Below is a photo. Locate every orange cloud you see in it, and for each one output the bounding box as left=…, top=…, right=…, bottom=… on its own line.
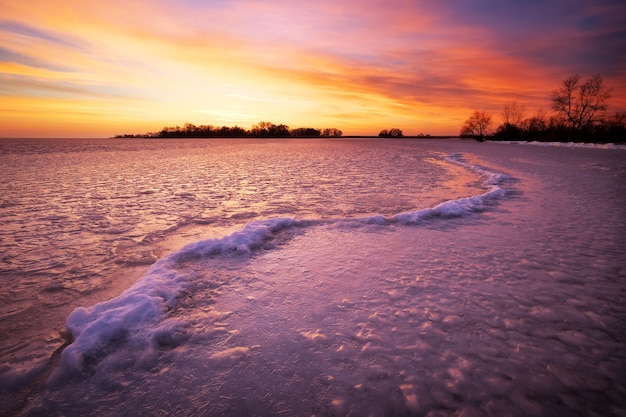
left=1, top=0, right=624, bottom=137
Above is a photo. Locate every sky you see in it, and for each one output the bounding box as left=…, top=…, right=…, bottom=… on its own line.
left=1, top=0, right=625, bottom=137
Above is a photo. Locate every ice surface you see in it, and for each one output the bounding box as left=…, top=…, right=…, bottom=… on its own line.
left=392, top=154, right=508, bottom=223
left=48, top=217, right=300, bottom=382
left=2, top=138, right=457, bottom=408
left=46, top=156, right=509, bottom=386
left=4, top=139, right=625, bottom=416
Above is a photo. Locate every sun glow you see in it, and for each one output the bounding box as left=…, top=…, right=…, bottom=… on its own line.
left=1, top=0, right=624, bottom=137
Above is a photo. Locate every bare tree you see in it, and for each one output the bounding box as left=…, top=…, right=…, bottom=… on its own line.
left=250, top=121, right=290, bottom=137
left=522, top=109, right=548, bottom=133
left=551, top=74, right=611, bottom=131
left=378, top=128, right=404, bottom=137
left=460, top=110, right=492, bottom=141
left=321, top=128, right=342, bottom=137
left=502, top=102, right=526, bottom=127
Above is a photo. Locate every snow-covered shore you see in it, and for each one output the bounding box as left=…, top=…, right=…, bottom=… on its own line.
left=488, top=139, right=626, bottom=149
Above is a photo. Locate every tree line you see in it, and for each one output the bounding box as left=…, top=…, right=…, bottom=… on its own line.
left=378, top=128, right=404, bottom=137
left=461, top=74, right=625, bottom=143
left=115, top=122, right=343, bottom=139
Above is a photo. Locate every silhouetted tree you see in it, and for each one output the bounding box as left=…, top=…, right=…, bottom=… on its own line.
left=232, top=126, right=247, bottom=137
left=551, top=74, right=611, bottom=132
left=250, top=121, right=272, bottom=136
left=291, top=127, right=321, bottom=137
left=460, top=111, right=492, bottom=141
left=389, top=128, right=403, bottom=137
left=183, top=123, right=197, bottom=136
left=502, top=102, right=526, bottom=127
left=495, top=102, right=525, bottom=139
left=594, top=112, right=626, bottom=143
left=494, top=123, right=523, bottom=140
left=249, top=122, right=290, bottom=137
left=321, top=128, right=343, bottom=137
left=378, top=128, right=403, bottom=137
left=269, top=124, right=291, bottom=137
left=522, top=109, right=548, bottom=135
left=118, top=122, right=348, bottom=139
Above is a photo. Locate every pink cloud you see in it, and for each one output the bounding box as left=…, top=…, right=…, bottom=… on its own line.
left=2, top=0, right=624, bottom=137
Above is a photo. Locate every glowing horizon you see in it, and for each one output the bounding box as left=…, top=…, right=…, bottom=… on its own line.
left=1, top=0, right=625, bottom=138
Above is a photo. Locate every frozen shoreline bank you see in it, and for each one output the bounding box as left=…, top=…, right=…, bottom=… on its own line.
left=487, top=139, right=626, bottom=149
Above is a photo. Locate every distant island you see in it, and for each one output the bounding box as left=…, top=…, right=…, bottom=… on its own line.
left=116, top=122, right=343, bottom=139
left=114, top=122, right=441, bottom=139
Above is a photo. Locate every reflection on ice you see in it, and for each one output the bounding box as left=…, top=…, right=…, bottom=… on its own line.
left=1, top=138, right=461, bottom=410
left=5, top=140, right=625, bottom=416
left=46, top=154, right=504, bottom=387
left=30, top=218, right=626, bottom=416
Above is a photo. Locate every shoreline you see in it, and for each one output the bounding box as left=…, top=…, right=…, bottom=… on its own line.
left=2, top=136, right=624, bottom=147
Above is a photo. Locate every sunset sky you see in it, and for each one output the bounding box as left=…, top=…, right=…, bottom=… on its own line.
left=1, top=0, right=625, bottom=137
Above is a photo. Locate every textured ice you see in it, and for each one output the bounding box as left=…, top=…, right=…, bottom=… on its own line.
left=2, top=139, right=625, bottom=416
left=1, top=138, right=455, bottom=404
left=45, top=154, right=510, bottom=387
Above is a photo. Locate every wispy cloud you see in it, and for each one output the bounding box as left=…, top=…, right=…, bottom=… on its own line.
left=0, top=20, right=84, bottom=48
left=1, top=0, right=624, bottom=137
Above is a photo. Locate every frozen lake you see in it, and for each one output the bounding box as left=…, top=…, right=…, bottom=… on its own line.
left=1, top=138, right=625, bottom=416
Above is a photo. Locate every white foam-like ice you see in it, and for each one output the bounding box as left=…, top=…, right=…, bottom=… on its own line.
left=391, top=154, right=508, bottom=223
left=50, top=217, right=300, bottom=382
left=19, top=142, right=626, bottom=416
left=49, top=155, right=508, bottom=383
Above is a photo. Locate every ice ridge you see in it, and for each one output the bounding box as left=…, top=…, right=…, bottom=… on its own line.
left=48, top=154, right=510, bottom=384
